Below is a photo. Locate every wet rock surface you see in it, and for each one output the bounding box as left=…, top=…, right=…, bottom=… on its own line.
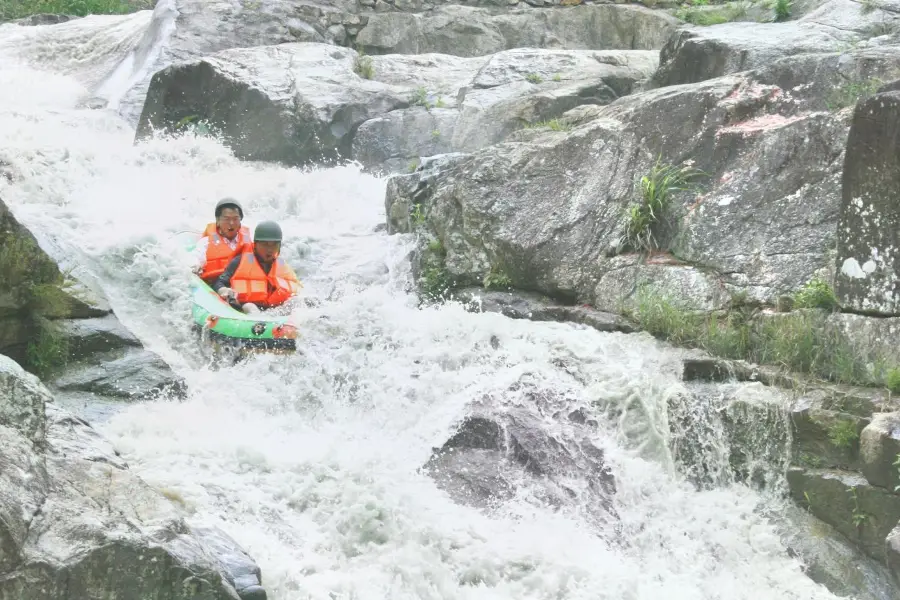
left=423, top=380, right=616, bottom=525
left=0, top=355, right=266, bottom=600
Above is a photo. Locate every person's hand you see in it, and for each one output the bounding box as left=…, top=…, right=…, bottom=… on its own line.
left=191, top=265, right=203, bottom=276
left=218, top=287, right=236, bottom=300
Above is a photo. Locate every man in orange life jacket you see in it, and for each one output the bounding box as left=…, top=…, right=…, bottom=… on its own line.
left=192, top=198, right=252, bottom=284
left=212, top=220, right=302, bottom=314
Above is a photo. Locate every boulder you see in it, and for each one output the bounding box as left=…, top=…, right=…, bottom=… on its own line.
left=1, top=197, right=183, bottom=400
left=752, top=45, right=900, bottom=113
left=834, top=86, right=900, bottom=315
left=0, top=357, right=51, bottom=445
left=0, top=354, right=265, bottom=600
left=789, top=396, right=867, bottom=471
left=0, top=197, right=107, bottom=363
left=453, top=287, right=636, bottom=333
left=385, top=72, right=849, bottom=307
left=354, top=48, right=658, bottom=170
left=653, top=0, right=900, bottom=88
left=355, top=4, right=680, bottom=56
left=788, top=466, right=900, bottom=562
left=423, top=382, right=616, bottom=524
left=93, top=0, right=363, bottom=122
left=136, top=43, right=414, bottom=165
left=860, top=412, right=900, bottom=492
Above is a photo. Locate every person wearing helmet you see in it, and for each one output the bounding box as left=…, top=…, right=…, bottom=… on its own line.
left=212, top=220, right=302, bottom=314
left=192, top=198, right=252, bottom=284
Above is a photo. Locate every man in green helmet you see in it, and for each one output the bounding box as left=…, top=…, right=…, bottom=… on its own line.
left=212, top=220, right=302, bottom=314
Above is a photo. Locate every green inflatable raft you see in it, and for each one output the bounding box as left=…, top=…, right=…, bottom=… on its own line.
left=189, top=275, right=298, bottom=352
left=183, top=232, right=298, bottom=354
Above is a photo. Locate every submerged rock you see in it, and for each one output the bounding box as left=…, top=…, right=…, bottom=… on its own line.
left=423, top=380, right=616, bottom=525
left=0, top=354, right=265, bottom=600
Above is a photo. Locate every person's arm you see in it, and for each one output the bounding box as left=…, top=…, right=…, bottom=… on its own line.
left=191, top=236, right=209, bottom=274
left=212, top=255, right=242, bottom=293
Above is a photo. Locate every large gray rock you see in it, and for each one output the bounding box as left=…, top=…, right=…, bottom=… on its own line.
left=0, top=356, right=265, bottom=600
left=1, top=197, right=183, bottom=400
left=788, top=466, right=900, bottom=562
left=652, top=0, right=900, bottom=88
left=95, top=0, right=364, bottom=122
left=422, top=382, right=616, bottom=525
left=0, top=357, right=50, bottom=445
left=860, top=412, right=900, bottom=492
left=385, top=72, right=849, bottom=308
left=834, top=86, right=900, bottom=315
left=136, top=43, right=413, bottom=165
left=355, top=4, right=680, bottom=56
left=752, top=46, right=900, bottom=113
left=353, top=48, right=658, bottom=170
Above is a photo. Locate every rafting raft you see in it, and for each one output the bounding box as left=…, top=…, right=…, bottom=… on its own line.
left=189, top=274, right=299, bottom=354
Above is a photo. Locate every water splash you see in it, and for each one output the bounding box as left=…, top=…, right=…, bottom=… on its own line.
left=0, top=16, right=849, bottom=600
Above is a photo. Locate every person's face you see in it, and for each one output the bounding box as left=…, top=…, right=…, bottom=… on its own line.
left=216, top=207, right=241, bottom=239
left=254, top=240, right=280, bottom=262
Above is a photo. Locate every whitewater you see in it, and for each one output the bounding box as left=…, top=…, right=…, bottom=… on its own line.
left=0, top=9, right=855, bottom=600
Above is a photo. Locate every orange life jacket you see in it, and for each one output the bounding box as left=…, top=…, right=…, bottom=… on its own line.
left=199, top=223, right=251, bottom=283
left=230, top=251, right=302, bottom=308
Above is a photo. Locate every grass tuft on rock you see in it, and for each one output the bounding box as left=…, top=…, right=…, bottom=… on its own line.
left=626, top=287, right=894, bottom=389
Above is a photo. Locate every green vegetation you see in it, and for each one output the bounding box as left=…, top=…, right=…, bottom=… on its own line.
left=483, top=265, right=512, bottom=290
left=419, top=237, right=454, bottom=301
left=524, top=119, right=572, bottom=132
left=526, top=73, right=543, bottom=84
left=625, top=283, right=898, bottom=389
left=623, top=157, right=705, bottom=253
left=353, top=52, right=375, bottom=80
left=773, top=0, right=791, bottom=21
left=792, top=277, right=839, bottom=310
left=827, top=420, right=859, bottom=449
left=675, top=2, right=748, bottom=25
left=826, top=78, right=883, bottom=111
left=886, top=367, right=900, bottom=394
left=0, top=233, right=71, bottom=377
left=0, top=0, right=141, bottom=20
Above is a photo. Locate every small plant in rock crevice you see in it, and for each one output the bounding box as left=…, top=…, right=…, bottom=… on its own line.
left=525, top=73, right=543, bottom=84
left=826, top=77, right=884, bottom=111
left=483, top=264, right=512, bottom=290
left=827, top=419, right=859, bottom=449
left=353, top=52, right=374, bottom=80
left=792, top=277, right=839, bottom=311
left=418, top=237, right=454, bottom=302
left=773, top=0, right=791, bottom=21
left=885, top=368, right=900, bottom=394
left=847, top=486, right=870, bottom=528
left=523, top=119, right=572, bottom=132
left=622, top=157, right=705, bottom=253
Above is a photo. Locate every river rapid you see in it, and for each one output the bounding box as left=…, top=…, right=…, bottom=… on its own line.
left=0, top=10, right=850, bottom=600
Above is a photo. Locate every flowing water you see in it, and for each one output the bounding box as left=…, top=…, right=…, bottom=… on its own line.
left=0, top=11, right=862, bottom=600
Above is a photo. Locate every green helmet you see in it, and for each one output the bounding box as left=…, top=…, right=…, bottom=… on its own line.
left=254, top=220, right=283, bottom=242
left=215, top=197, right=244, bottom=219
